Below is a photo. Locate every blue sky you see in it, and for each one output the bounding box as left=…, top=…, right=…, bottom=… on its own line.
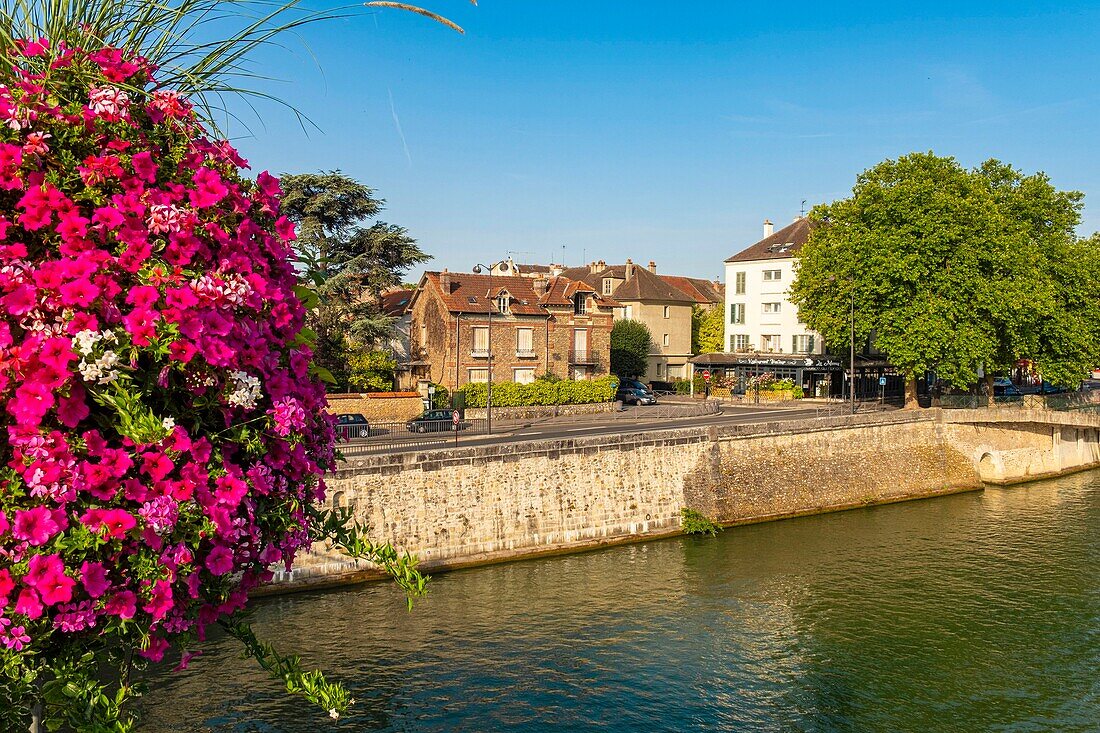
left=226, top=1, right=1100, bottom=280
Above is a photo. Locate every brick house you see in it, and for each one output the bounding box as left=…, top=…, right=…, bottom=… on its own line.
left=406, top=270, right=618, bottom=391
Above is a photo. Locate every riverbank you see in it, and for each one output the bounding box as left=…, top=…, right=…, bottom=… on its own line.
left=260, top=408, right=1100, bottom=594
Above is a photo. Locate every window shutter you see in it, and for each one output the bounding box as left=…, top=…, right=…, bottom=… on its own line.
left=808, top=335, right=815, bottom=353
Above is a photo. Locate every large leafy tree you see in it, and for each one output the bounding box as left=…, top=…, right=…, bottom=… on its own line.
left=691, top=304, right=724, bottom=355
left=611, top=319, right=653, bottom=378
left=281, top=171, right=429, bottom=388
left=790, top=152, right=1100, bottom=405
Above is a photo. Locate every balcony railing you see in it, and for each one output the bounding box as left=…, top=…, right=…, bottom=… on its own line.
left=569, top=350, right=598, bottom=365
left=515, top=349, right=537, bottom=358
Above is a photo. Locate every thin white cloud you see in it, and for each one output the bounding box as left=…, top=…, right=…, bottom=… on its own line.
left=388, top=87, right=412, bottom=166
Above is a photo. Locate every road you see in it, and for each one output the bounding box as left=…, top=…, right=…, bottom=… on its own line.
left=340, top=402, right=849, bottom=456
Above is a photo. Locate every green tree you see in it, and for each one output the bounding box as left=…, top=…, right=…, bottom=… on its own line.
left=691, top=304, right=724, bottom=355
left=611, top=319, right=653, bottom=378
left=790, top=152, right=1099, bottom=405
left=281, top=171, right=430, bottom=387
left=347, top=348, right=398, bottom=392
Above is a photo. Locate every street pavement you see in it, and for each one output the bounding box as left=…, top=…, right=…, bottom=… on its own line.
left=341, top=401, right=848, bottom=456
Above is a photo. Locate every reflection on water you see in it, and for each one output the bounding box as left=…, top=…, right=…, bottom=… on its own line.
left=139, top=473, right=1100, bottom=732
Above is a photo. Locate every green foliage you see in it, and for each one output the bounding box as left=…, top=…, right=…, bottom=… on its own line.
left=691, top=305, right=724, bottom=355
left=790, top=152, right=1100, bottom=397
left=457, top=375, right=618, bottom=408
left=611, top=319, right=652, bottom=378
left=283, top=172, right=430, bottom=387
left=680, top=508, right=721, bottom=536
left=427, top=382, right=449, bottom=409
left=346, top=348, right=397, bottom=392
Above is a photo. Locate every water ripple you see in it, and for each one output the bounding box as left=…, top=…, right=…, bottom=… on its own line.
left=140, top=473, right=1100, bottom=732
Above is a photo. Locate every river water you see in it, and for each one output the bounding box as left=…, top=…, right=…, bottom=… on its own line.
left=139, top=472, right=1100, bottom=732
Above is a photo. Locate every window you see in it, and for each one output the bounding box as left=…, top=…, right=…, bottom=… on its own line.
left=761, top=335, right=781, bottom=353
left=471, top=326, right=489, bottom=355
left=763, top=270, right=782, bottom=281
left=730, top=303, right=745, bottom=324
left=496, top=294, right=510, bottom=314
left=603, top=279, right=613, bottom=295
left=574, top=293, right=587, bottom=315
left=656, top=362, right=665, bottom=377
left=516, top=328, right=534, bottom=355
left=792, top=334, right=815, bottom=354
left=663, top=306, right=671, bottom=319
left=624, top=305, right=633, bottom=319
left=731, top=334, right=749, bottom=352
left=735, top=272, right=745, bottom=295
left=662, top=333, right=670, bottom=347
left=513, top=368, right=535, bottom=384
left=762, top=302, right=782, bottom=314
left=468, top=368, right=489, bottom=383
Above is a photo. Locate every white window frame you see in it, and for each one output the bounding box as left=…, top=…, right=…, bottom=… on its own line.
left=516, top=327, right=534, bottom=356
left=663, top=305, right=670, bottom=319
left=603, top=279, right=613, bottom=295
left=471, top=326, right=489, bottom=356
left=468, top=367, right=489, bottom=384
left=496, top=294, right=510, bottom=314
left=761, top=335, right=781, bottom=353
left=574, top=293, right=587, bottom=315
left=624, top=305, right=633, bottom=319
left=730, top=303, right=745, bottom=324
left=731, top=334, right=749, bottom=352
left=763, top=270, right=782, bottom=282
left=792, top=334, right=815, bottom=354
left=662, top=333, right=670, bottom=347
left=735, top=272, right=745, bottom=295
left=513, top=367, right=536, bottom=384
left=762, top=302, right=782, bottom=314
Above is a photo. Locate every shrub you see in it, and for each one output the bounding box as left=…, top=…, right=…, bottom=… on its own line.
left=457, top=375, right=618, bottom=408
left=680, top=508, right=721, bottom=536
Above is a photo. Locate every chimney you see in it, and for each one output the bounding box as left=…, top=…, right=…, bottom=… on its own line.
left=763, top=219, right=774, bottom=237
left=439, top=268, right=452, bottom=293
left=533, top=276, right=549, bottom=296
left=589, top=261, right=599, bottom=274
left=648, top=260, right=656, bottom=273
left=597, top=259, right=606, bottom=269
left=625, top=258, right=635, bottom=279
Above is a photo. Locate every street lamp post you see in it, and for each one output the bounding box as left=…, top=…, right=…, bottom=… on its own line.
left=849, top=289, right=856, bottom=415
left=828, top=275, right=857, bottom=414
left=472, top=261, right=504, bottom=434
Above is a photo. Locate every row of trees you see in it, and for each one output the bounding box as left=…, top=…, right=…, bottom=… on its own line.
left=790, top=153, right=1100, bottom=404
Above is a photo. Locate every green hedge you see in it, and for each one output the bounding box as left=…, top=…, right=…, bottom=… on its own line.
left=457, top=374, right=618, bottom=407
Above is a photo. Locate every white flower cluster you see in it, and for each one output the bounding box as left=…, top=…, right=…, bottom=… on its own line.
left=192, top=273, right=252, bottom=307
left=72, top=329, right=121, bottom=384
left=226, top=370, right=262, bottom=409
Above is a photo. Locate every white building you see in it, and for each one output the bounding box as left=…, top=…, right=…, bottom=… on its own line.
left=723, top=217, right=823, bottom=356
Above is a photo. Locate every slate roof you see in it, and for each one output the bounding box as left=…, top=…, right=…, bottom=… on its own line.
left=380, top=288, right=413, bottom=317
left=725, top=217, right=814, bottom=263
left=560, top=264, right=695, bottom=303
left=420, top=272, right=618, bottom=315
left=660, top=275, right=724, bottom=305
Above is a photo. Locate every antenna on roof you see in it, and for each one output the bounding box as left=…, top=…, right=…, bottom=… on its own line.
left=506, top=250, right=534, bottom=259
left=800, top=199, right=807, bottom=217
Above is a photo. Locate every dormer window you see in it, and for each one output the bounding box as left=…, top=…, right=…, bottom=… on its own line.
left=602, top=279, right=613, bottom=295
left=574, top=293, right=587, bottom=315
left=496, top=294, right=510, bottom=314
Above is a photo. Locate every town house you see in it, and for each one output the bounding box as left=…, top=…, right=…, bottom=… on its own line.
left=562, top=260, right=720, bottom=381
left=406, top=270, right=618, bottom=391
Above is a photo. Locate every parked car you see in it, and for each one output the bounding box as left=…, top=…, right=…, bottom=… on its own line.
left=406, top=409, right=467, bottom=433
left=1038, top=381, right=1067, bottom=395
left=334, top=413, right=371, bottom=440
left=617, top=387, right=658, bottom=406
left=620, top=378, right=655, bottom=395
left=992, top=378, right=1023, bottom=397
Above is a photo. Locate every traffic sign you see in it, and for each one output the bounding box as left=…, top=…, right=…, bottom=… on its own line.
left=702, top=369, right=711, bottom=382
left=452, top=410, right=460, bottom=425
left=878, top=376, right=887, bottom=387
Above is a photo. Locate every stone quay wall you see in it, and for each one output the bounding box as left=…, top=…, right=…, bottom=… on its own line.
left=270, top=408, right=1100, bottom=591
left=462, top=401, right=617, bottom=421
left=326, top=392, right=424, bottom=422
